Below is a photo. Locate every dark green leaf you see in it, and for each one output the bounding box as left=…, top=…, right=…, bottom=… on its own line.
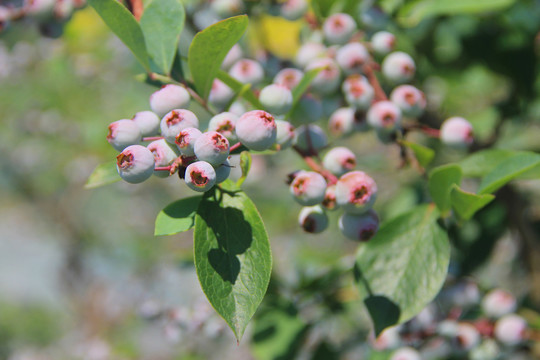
left=154, top=196, right=202, bottom=236
left=88, top=0, right=150, bottom=71
left=194, top=189, right=272, bottom=341
left=458, top=149, right=514, bottom=177
left=401, top=141, right=435, bottom=168
left=140, top=0, right=185, bottom=75
left=450, top=185, right=494, bottom=220
left=311, top=0, right=338, bottom=20
left=217, top=70, right=262, bottom=108
left=478, top=152, right=540, bottom=194
left=84, top=161, right=120, bottom=189
left=237, top=151, right=252, bottom=187
left=355, top=205, right=450, bottom=330
left=189, top=16, right=249, bottom=99
left=364, top=295, right=401, bottom=337
left=428, top=164, right=462, bottom=215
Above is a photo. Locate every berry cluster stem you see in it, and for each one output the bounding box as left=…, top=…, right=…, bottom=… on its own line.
left=293, top=147, right=338, bottom=185
left=363, top=63, right=387, bottom=102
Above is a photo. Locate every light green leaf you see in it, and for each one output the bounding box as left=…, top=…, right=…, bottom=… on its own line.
left=88, top=0, right=150, bottom=71
left=458, top=149, right=514, bottom=177
left=401, top=141, right=435, bottom=168
left=194, top=189, right=272, bottom=341
left=478, top=152, right=540, bottom=194
left=154, top=196, right=202, bottom=236
left=140, top=0, right=185, bottom=75
left=311, top=0, right=338, bottom=20
left=85, top=161, right=120, bottom=189
left=450, top=185, right=494, bottom=220
left=189, top=16, right=249, bottom=99
left=237, top=151, right=252, bottom=187
left=355, top=205, right=450, bottom=333
left=428, top=164, right=462, bottom=215
left=217, top=70, right=263, bottom=109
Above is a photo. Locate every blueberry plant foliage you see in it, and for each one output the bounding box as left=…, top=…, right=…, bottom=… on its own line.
left=80, top=0, right=540, bottom=345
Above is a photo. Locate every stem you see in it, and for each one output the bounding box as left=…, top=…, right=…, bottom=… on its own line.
left=142, top=136, right=164, bottom=141
left=229, top=142, right=243, bottom=152
left=126, top=0, right=144, bottom=21
left=363, top=63, right=387, bottom=102
left=154, top=166, right=172, bottom=172
left=293, top=146, right=338, bottom=185
left=403, top=123, right=441, bottom=138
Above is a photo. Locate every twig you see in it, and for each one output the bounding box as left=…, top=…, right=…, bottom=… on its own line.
left=363, top=62, right=387, bottom=102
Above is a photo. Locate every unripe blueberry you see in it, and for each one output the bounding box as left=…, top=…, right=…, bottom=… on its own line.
left=150, top=85, right=191, bottom=117
left=229, top=59, right=264, bottom=85
left=275, top=120, right=295, bottom=150
left=107, top=119, right=142, bottom=151
left=323, top=13, right=356, bottom=45
left=259, top=84, right=293, bottom=115
left=342, top=74, right=374, bottom=110
left=336, top=171, right=377, bottom=214
left=290, top=171, right=327, bottom=206
left=481, top=289, right=517, bottom=318
left=194, top=131, right=230, bottom=166
left=456, top=323, right=480, bottom=350
left=371, top=31, right=396, bottom=55
left=208, top=79, right=234, bottom=108
left=382, top=52, right=416, bottom=84
left=184, top=161, right=217, bottom=192
left=229, top=101, right=246, bottom=117
left=295, top=42, right=326, bottom=68
left=175, top=127, right=203, bottom=156
left=367, top=100, right=402, bottom=132
left=390, top=347, right=421, bottom=360
left=290, top=95, right=323, bottom=124
left=280, top=0, right=308, bottom=21
left=147, top=139, right=178, bottom=178
left=221, top=44, right=243, bottom=70
left=26, top=0, right=55, bottom=19
left=494, top=314, right=527, bottom=346
left=305, top=58, right=341, bottom=95
left=329, top=107, right=355, bottom=136
left=160, top=109, right=199, bottom=144
left=339, top=210, right=379, bottom=241
left=274, top=68, right=304, bottom=90
left=390, top=85, right=426, bottom=118
left=210, top=0, right=244, bottom=17
left=322, top=147, right=356, bottom=176
left=208, top=112, right=238, bottom=143
left=215, top=159, right=232, bottom=184
left=298, top=205, right=328, bottom=233
left=294, top=125, right=328, bottom=153
left=360, top=7, right=389, bottom=31
left=132, top=111, right=160, bottom=136
left=440, top=117, right=474, bottom=148
left=322, top=185, right=339, bottom=211
left=371, top=326, right=401, bottom=350
left=335, top=43, right=370, bottom=75
left=235, top=110, right=277, bottom=151
left=116, top=145, right=155, bottom=184
left=438, top=320, right=459, bottom=338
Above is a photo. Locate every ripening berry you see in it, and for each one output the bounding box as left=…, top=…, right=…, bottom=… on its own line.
left=336, top=171, right=377, bottom=214
left=274, top=68, right=304, bottom=90
left=437, top=320, right=459, bottom=338
left=322, top=185, right=338, bottom=211
left=210, top=0, right=244, bottom=17
left=339, top=210, right=379, bottom=241
left=208, top=112, right=238, bottom=143
left=215, top=159, right=232, bottom=184
left=275, top=120, right=295, bottom=150
left=371, top=31, right=396, bottom=55
left=194, top=131, right=230, bottom=166
left=494, top=314, right=527, bottom=346
left=107, top=119, right=142, bottom=151
left=294, top=125, right=328, bottom=153
left=132, top=111, right=160, bottom=137
left=295, top=42, right=326, bottom=68
left=290, top=171, right=327, bottom=206
left=305, top=58, right=341, bottom=95
left=481, top=289, right=517, bottom=318
left=229, top=101, right=246, bottom=117
left=175, top=127, right=202, bottom=156
left=298, top=205, right=328, bottom=233
left=184, top=161, right=217, bottom=192
left=390, top=85, right=426, bottom=118
left=390, top=347, right=421, bottom=360
left=147, top=139, right=178, bottom=178
left=229, top=59, right=264, bottom=85
left=336, top=43, right=370, bottom=75
left=290, top=95, right=323, bottom=124
left=150, top=85, right=191, bottom=117
left=221, top=44, right=243, bottom=70
left=160, top=109, right=199, bottom=144
left=440, top=117, right=474, bottom=148
left=208, top=79, right=234, bottom=108
left=280, top=0, right=308, bottom=20
left=367, top=101, right=402, bottom=132
left=456, top=322, right=480, bottom=350
left=259, top=84, right=293, bottom=115
left=382, top=52, right=416, bottom=84
left=322, top=147, right=356, bottom=176
left=323, top=13, right=356, bottom=45
left=235, top=110, right=277, bottom=151
left=116, top=145, right=155, bottom=184
left=342, top=74, right=374, bottom=110
left=329, top=107, right=355, bottom=136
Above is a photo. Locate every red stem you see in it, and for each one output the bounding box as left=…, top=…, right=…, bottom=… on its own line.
left=142, top=136, right=164, bottom=141
left=229, top=142, right=243, bottom=152
left=363, top=63, right=388, bottom=102
left=154, top=166, right=172, bottom=172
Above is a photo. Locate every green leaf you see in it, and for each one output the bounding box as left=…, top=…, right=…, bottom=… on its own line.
left=154, top=196, right=202, bottom=236
left=458, top=149, right=514, bottom=177
left=189, top=16, right=249, bottom=99
left=478, top=152, right=540, bottom=194
left=237, top=151, right=252, bottom=187
left=194, top=189, right=272, bottom=341
left=88, top=0, right=150, bottom=71
left=140, top=0, right=185, bottom=75
left=398, top=0, right=517, bottom=27
left=355, top=205, right=450, bottom=332
left=311, top=0, right=338, bottom=20
left=84, top=161, right=120, bottom=189
left=363, top=295, right=401, bottom=337
left=450, top=185, right=494, bottom=220
left=428, top=164, right=462, bottom=215
left=401, top=141, right=435, bottom=168
left=217, top=70, right=263, bottom=108
left=286, top=67, right=323, bottom=118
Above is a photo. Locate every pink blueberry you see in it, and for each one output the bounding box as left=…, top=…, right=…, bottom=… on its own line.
left=150, top=84, right=190, bottom=117
left=184, top=161, right=217, bottom=192
left=481, top=289, right=517, bottom=318
left=371, top=31, right=396, bottom=55
left=280, top=0, right=308, bottom=21
left=494, top=314, right=527, bottom=346
left=210, top=0, right=245, bottom=17
left=336, top=171, right=377, bottom=214
left=295, top=42, right=326, bottom=68
left=235, top=110, right=277, bottom=151
left=175, top=127, right=203, bottom=156
left=390, top=85, right=426, bottom=118
left=382, top=51, right=416, bottom=83
left=116, top=145, right=155, bottom=184
left=194, top=131, right=230, bottom=166
left=221, top=44, right=243, bottom=70
left=208, top=112, right=238, bottom=142
left=328, top=107, right=355, bottom=136
left=259, top=84, right=293, bottom=115
left=290, top=171, right=327, bottom=206
left=147, top=139, right=178, bottom=178
left=274, top=68, right=304, bottom=90
left=342, top=74, right=374, bottom=110
left=367, top=100, right=402, bottom=132
left=215, top=159, right=232, bottom=184
left=160, top=109, right=199, bottom=144
left=275, top=120, right=295, bottom=150
left=208, top=79, right=234, bottom=108
left=339, top=210, right=379, bottom=241
left=132, top=111, right=160, bottom=137
left=107, top=119, right=141, bottom=151
left=322, top=147, right=356, bottom=176
left=455, top=322, right=480, bottom=350
left=305, top=57, right=341, bottom=94
left=323, top=13, right=357, bottom=45
left=298, top=205, right=329, bottom=233
left=229, top=59, right=264, bottom=85
left=440, top=117, right=474, bottom=148
left=390, top=347, right=421, bottom=360
left=335, top=42, right=370, bottom=75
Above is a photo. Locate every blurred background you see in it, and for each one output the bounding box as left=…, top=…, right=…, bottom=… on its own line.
left=1, top=0, right=540, bottom=359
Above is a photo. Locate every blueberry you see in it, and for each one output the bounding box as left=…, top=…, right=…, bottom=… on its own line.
left=259, top=84, right=293, bottom=115
left=371, top=31, right=396, bottom=55
left=116, top=145, right=155, bottom=184
left=229, top=59, right=264, bottom=85
left=305, top=57, right=341, bottom=95
left=107, top=119, right=141, bottom=151
left=160, top=109, right=199, bottom=144
left=440, top=117, right=474, bottom=148
left=322, top=146, right=357, bottom=176
left=339, top=210, right=379, bottom=241
left=184, top=161, right=217, bottom=192
left=342, top=74, right=374, bottom=110
left=274, top=68, right=304, bottom=90
left=208, top=112, right=238, bottom=143
left=294, top=124, right=327, bottom=153
left=382, top=51, right=416, bottom=84
left=235, top=110, right=277, bottom=151
left=323, top=13, right=356, bottom=45
left=147, top=139, right=178, bottom=178
left=290, top=171, right=327, bottom=206
left=390, top=85, right=426, bottom=118
left=298, top=205, right=328, bottom=233
left=175, top=127, right=202, bottom=156
left=132, top=111, right=160, bottom=137
left=367, top=100, right=402, bottom=133
left=150, top=85, right=190, bottom=117
left=336, top=171, right=377, bottom=214
left=194, top=131, right=230, bottom=166
left=336, top=42, right=370, bottom=75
